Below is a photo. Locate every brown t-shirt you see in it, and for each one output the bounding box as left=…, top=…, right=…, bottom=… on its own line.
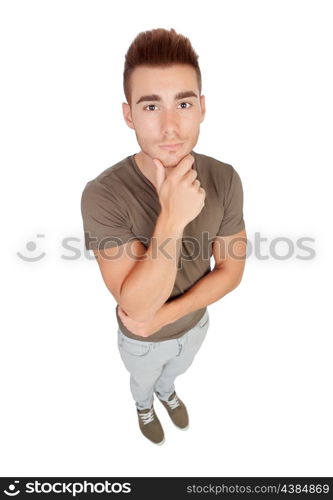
left=81, top=149, right=245, bottom=342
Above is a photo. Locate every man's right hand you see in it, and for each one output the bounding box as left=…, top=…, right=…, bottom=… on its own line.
left=153, top=153, right=206, bottom=229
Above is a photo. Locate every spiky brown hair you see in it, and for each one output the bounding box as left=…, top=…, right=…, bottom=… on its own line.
left=123, top=28, right=202, bottom=106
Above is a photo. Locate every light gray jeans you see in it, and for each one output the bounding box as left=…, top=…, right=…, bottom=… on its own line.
left=117, top=309, right=210, bottom=410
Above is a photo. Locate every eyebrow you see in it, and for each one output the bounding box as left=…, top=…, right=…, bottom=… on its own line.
left=136, top=90, right=198, bottom=105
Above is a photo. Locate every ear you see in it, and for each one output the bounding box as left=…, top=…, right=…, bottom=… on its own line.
left=199, top=95, right=206, bottom=123
left=122, top=102, right=135, bottom=130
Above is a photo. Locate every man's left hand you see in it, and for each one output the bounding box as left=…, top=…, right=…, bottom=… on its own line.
left=117, top=304, right=169, bottom=337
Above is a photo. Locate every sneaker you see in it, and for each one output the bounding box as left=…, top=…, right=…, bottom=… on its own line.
left=137, top=406, right=165, bottom=445
left=157, top=391, right=189, bottom=430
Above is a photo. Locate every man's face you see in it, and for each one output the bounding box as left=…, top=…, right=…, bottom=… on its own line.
left=122, top=64, right=206, bottom=168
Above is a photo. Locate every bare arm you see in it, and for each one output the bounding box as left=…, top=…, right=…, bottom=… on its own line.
left=94, top=153, right=203, bottom=324
left=117, top=229, right=247, bottom=337
left=119, top=211, right=184, bottom=321
left=164, top=229, right=247, bottom=322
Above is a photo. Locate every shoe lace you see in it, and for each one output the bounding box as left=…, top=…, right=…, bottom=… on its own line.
left=139, top=407, right=155, bottom=425
left=166, top=394, right=180, bottom=410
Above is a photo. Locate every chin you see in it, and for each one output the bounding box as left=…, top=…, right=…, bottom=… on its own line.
left=161, top=157, right=182, bottom=168
left=160, top=148, right=191, bottom=166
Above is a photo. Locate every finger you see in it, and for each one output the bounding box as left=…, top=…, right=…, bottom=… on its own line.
left=152, top=158, right=166, bottom=193
left=170, top=153, right=195, bottom=179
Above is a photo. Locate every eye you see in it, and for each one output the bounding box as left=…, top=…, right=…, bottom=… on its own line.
left=178, top=102, right=192, bottom=109
left=144, top=104, right=158, bottom=111
left=143, top=102, right=193, bottom=111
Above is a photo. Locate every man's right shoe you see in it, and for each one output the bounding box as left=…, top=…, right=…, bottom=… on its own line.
left=137, top=406, right=165, bottom=445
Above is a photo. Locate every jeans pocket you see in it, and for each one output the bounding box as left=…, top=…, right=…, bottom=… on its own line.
left=187, top=314, right=209, bottom=353
left=198, top=310, right=209, bottom=329
left=118, top=331, right=152, bottom=357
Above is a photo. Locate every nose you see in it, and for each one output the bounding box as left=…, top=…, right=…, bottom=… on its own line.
left=161, top=108, right=179, bottom=136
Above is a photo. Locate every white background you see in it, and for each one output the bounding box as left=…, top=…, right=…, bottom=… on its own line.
left=1, top=0, right=332, bottom=477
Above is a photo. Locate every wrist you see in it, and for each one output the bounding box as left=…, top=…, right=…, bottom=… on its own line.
left=159, top=299, right=178, bottom=327
left=158, top=210, right=185, bottom=234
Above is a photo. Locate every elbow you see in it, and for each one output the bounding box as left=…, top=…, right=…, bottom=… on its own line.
left=231, top=279, right=242, bottom=291
left=232, top=272, right=245, bottom=290
left=224, top=268, right=244, bottom=292
left=231, top=262, right=246, bottom=290
left=216, top=265, right=245, bottom=290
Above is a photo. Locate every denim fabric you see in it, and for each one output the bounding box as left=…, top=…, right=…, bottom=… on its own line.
left=117, top=309, right=210, bottom=410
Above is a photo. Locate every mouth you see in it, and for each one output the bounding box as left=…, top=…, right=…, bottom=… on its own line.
left=159, top=142, right=184, bottom=150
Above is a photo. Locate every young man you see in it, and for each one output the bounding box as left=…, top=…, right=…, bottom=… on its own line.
left=81, top=28, right=247, bottom=445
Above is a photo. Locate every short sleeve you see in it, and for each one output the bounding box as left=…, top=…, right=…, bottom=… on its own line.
left=217, top=166, right=246, bottom=237
left=80, top=180, right=135, bottom=250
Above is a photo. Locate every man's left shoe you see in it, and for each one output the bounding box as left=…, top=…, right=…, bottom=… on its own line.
left=157, top=391, right=189, bottom=430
